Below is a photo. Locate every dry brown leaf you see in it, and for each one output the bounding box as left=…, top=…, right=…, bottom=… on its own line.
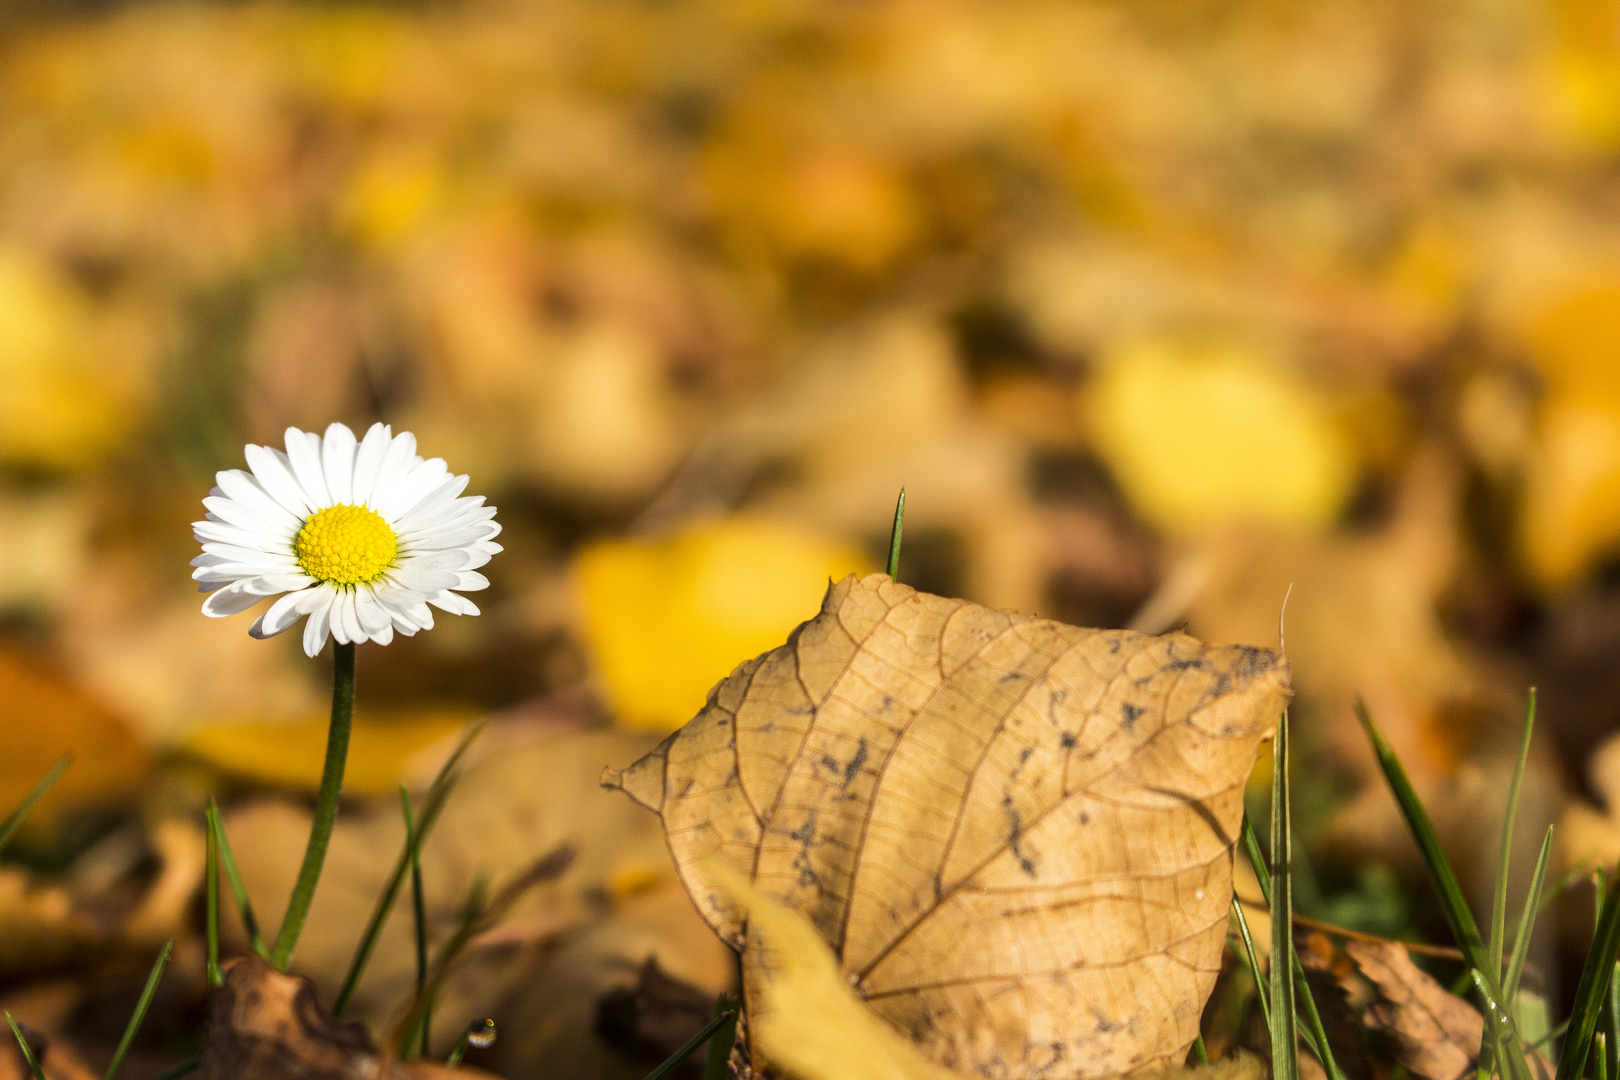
left=201, top=956, right=497, bottom=1080
left=605, top=573, right=1290, bottom=1079
left=1345, top=940, right=1482, bottom=1080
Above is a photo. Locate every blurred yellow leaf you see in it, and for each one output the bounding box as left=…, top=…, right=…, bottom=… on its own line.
left=0, top=647, right=147, bottom=834
left=1518, top=279, right=1620, bottom=586
left=182, top=709, right=473, bottom=796
left=1088, top=335, right=1355, bottom=534
left=0, top=247, right=123, bottom=471
left=1521, top=399, right=1620, bottom=588
left=577, top=517, right=866, bottom=731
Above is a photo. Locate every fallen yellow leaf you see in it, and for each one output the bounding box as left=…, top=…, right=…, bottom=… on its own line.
left=1088, top=334, right=1355, bottom=535
left=577, top=516, right=867, bottom=732
left=182, top=708, right=473, bottom=796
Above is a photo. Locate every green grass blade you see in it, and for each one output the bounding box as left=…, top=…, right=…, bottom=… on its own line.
left=1504, top=826, right=1553, bottom=1006
left=886, top=488, right=906, bottom=580
left=398, top=877, right=489, bottom=1056
left=1599, top=1034, right=1609, bottom=1080
left=1555, top=865, right=1620, bottom=1080
left=1608, top=970, right=1620, bottom=1080
left=206, top=798, right=266, bottom=959
left=1231, top=896, right=1273, bottom=1038
left=701, top=995, right=738, bottom=1080
left=104, top=940, right=173, bottom=1080
left=1356, top=700, right=1484, bottom=958
left=641, top=1010, right=738, bottom=1080
left=332, top=719, right=483, bottom=1018
left=6, top=1013, right=46, bottom=1080
left=0, top=754, right=71, bottom=860
left=1239, top=814, right=1338, bottom=1075
left=401, top=786, right=430, bottom=1057
left=205, top=810, right=221, bottom=988
left=1490, top=690, right=1536, bottom=985
left=1270, top=713, right=1299, bottom=1080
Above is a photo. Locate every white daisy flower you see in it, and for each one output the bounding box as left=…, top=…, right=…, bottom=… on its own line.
left=191, top=422, right=501, bottom=657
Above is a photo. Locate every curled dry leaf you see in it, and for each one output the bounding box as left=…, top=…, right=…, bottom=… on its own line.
left=1341, top=940, right=1548, bottom=1080
left=201, top=956, right=497, bottom=1080
left=605, top=573, right=1290, bottom=1078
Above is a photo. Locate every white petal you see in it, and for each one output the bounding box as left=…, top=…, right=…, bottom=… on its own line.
left=250, top=591, right=310, bottom=638
left=203, top=496, right=297, bottom=537
left=193, top=520, right=295, bottom=553
left=355, top=589, right=391, bottom=636
left=260, top=572, right=316, bottom=592
left=375, top=583, right=430, bottom=606
left=402, top=526, right=496, bottom=554
left=303, top=589, right=336, bottom=656
left=377, top=595, right=424, bottom=633
left=372, top=621, right=395, bottom=646
left=339, top=590, right=365, bottom=645
left=378, top=458, right=449, bottom=521
left=283, top=428, right=332, bottom=509
left=427, top=591, right=479, bottom=616
left=322, top=423, right=357, bottom=505
left=201, top=581, right=266, bottom=617
left=351, top=423, right=392, bottom=507
left=397, top=472, right=470, bottom=524
left=390, top=567, right=460, bottom=592
left=457, top=548, right=492, bottom=572
left=238, top=576, right=295, bottom=596
left=398, top=548, right=471, bottom=571
left=197, top=543, right=301, bottom=568
left=453, top=571, right=489, bottom=591
left=369, top=432, right=418, bottom=514
left=245, top=445, right=313, bottom=517
left=216, top=469, right=303, bottom=528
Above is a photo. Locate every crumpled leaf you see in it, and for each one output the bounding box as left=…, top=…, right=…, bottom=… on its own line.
left=1343, top=940, right=1551, bottom=1080
left=201, top=956, right=494, bottom=1080
left=605, top=573, right=1289, bottom=1078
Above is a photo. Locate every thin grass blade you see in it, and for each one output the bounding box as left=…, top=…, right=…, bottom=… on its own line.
left=6, top=1012, right=46, bottom=1080
left=1231, top=897, right=1273, bottom=1038
left=1240, top=815, right=1338, bottom=1075
left=398, top=877, right=488, bottom=1057
left=205, top=811, right=221, bottom=988
left=401, top=786, right=430, bottom=1057
left=1490, top=690, right=1536, bottom=985
left=886, top=488, right=906, bottom=580
left=1355, top=699, right=1484, bottom=959
left=701, top=995, right=738, bottom=1080
left=1504, top=826, right=1553, bottom=1006
left=1269, top=713, right=1299, bottom=1080
left=104, top=940, right=173, bottom=1080
left=0, top=754, right=71, bottom=860
left=332, top=719, right=483, bottom=1017
left=149, top=1057, right=198, bottom=1080
left=1555, top=863, right=1620, bottom=1080
left=641, top=1010, right=737, bottom=1080
left=206, top=798, right=267, bottom=959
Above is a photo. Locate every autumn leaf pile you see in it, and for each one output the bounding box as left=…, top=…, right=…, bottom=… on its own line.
left=5, top=0, right=1620, bottom=1077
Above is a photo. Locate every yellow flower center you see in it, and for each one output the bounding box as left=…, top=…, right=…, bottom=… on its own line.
left=294, top=504, right=398, bottom=585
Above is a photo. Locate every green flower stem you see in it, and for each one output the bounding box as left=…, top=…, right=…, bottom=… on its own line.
left=270, top=640, right=356, bottom=970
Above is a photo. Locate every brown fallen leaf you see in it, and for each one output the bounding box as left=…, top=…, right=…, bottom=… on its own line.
left=605, top=573, right=1290, bottom=1079
left=201, top=956, right=497, bottom=1080
left=1344, top=940, right=1499, bottom=1080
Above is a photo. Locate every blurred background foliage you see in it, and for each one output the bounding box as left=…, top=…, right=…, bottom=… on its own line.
left=7, top=0, right=1620, bottom=1075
